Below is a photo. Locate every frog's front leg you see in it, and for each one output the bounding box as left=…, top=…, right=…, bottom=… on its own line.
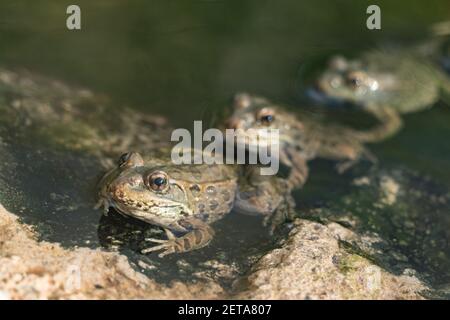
left=142, top=219, right=214, bottom=257
left=263, top=192, right=296, bottom=235
left=235, top=170, right=297, bottom=234
left=94, top=197, right=109, bottom=215
left=284, top=149, right=310, bottom=190
left=335, top=145, right=377, bottom=174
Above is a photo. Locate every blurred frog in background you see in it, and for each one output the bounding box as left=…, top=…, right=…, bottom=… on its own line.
left=309, top=21, right=450, bottom=136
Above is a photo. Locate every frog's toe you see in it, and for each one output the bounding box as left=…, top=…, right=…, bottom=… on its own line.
left=94, top=198, right=110, bottom=215
left=93, top=199, right=102, bottom=210
left=158, top=247, right=177, bottom=258
left=145, top=237, right=167, bottom=244
left=262, top=212, right=281, bottom=235
left=163, top=228, right=176, bottom=240
left=265, top=195, right=297, bottom=235
left=336, top=160, right=357, bottom=174
left=262, top=215, right=270, bottom=227
left=142, top=239, right=177, bottom=257
left=268, top=218, right=281, bottom=235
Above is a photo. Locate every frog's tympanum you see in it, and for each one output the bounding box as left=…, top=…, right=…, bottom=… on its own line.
left=96, top=149, right=292, bottom=257
left=226, top=93, right=400, bottom=189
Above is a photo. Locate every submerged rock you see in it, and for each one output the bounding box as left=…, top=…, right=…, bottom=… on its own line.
left=304, top=167, right=450, bottom=289
left=234, top=219, right=427, bottom=300
left=0, top=202, right=429, bottom=300
left=0, top=67, right=172, bottom=166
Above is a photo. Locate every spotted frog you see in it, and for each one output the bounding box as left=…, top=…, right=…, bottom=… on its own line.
left=226, top=93, right=401, bottom=189
left=96, top=149, right=291, bottom=257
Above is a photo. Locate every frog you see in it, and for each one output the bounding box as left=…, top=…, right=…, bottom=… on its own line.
left=314, top=50, right=450, bottom=111
left=310, top=46, right=450, bottom=134
left=95, top=149, right=293, bottom=257
left=226, top=93, right=401, bottom=189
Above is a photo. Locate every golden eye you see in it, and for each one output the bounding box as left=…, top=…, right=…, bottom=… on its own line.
left=257, top=108, right=275, bottom=125
left=346, top=71, right=365, bottom=88
left=118, top=152, right=144, bottom=168
left=145, top=171, right=169, bottom=192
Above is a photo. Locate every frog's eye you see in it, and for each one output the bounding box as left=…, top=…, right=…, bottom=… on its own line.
left=118, top=152, right=144, bottom=168
left=257, top=108, right=275, bottom=125
left=346, top=71, right=365, bottom=89
left=145, top=171, right=169, bottom=192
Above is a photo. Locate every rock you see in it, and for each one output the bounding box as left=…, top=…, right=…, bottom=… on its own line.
left=378, top=175, right=400, bottom=206
left=0, top=203, right=224, bottom=299
left=234, top=219, right=428, bottom=300
left=306, top=168, right=450, bottom=288
left=0, top=67, right=172, bottom=166
left=0, top=202, right=432, bottom=300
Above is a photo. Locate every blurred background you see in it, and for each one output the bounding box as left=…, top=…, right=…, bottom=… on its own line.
left=0, top=0, right=448, bottom=123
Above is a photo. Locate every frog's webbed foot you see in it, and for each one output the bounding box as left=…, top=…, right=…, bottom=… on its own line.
left=236, top=166, right=297, bottom=234
left=336, top=160, right=358, bottom=174
left=142, top=222, right=214, bottom=257
left=254, top=176, right=297, bottom=234
left=279, top=147, right=311, bottom=189
left=142, top=228, right=179, bottom=257
left=263, top=192, right=296, bottom=235
left=336, top=147, right=377, bottom=174
left=288, top=166, right=309, bottom=189
left=287, top=154, right=310, bottom=190
left=363, top=148, right=378, bottom=164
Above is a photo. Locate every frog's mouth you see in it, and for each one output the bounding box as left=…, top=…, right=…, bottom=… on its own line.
left=108, top=183, right=190, bottom=219
left=106, top=193, right=190, bottom=229
left=110, top=192, right=183, bottom=215
left=108, top=198, right=132, bottom=215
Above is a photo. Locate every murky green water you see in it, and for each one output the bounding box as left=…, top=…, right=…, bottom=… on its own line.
left=0, top=0, right=450, bottom=293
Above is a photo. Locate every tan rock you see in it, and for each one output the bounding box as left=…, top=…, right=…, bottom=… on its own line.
left=0, top=204, right=224, bottom=300
left=234, top=219, right=428, bottom=300
left=0, top=203, right=430, bottom=300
